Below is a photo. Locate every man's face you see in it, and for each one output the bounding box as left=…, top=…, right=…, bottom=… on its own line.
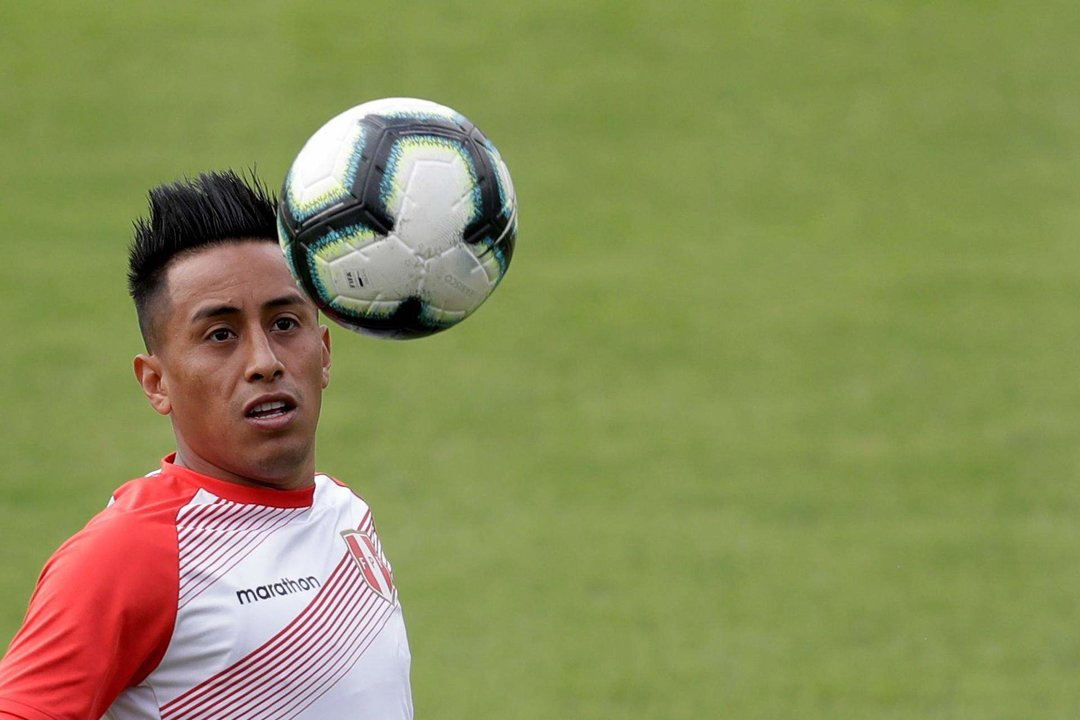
left=134, top=240, right=331, bottom=490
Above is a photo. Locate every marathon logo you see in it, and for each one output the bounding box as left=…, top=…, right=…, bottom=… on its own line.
left=236, top=576, right=321, bottom=605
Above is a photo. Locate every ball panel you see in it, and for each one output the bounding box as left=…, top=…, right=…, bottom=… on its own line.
left=491, top=150, right=516, bottom=219
left=386, top=140, right=480, bottom=261
left=417, top=302, right=467, bottom=328
left=422, top=244, right=495, bottom=314
left=475, top=235, right=510, bottom=286
left=276, top=215, right=301, bottom=285
left=354, top=97, right=463, bottom=124
left=324, top=235, right=424, bottom=303
left=347, top=297, right=455, bottom=340
left=286, top=114, right=367, bottom=220
left=382, top=136, right=481, bottom=235
left=297, top=223, right=374, bottom=302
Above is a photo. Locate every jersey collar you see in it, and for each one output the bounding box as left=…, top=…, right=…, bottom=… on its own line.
left=160, top=454, right=316, bottom=508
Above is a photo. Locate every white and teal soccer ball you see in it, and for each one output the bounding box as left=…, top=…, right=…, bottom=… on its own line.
left=277, top=98, right=517, bottom=339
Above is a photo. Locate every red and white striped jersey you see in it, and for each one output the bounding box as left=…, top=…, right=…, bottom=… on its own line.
left=0, top=456, right=413, bottom=720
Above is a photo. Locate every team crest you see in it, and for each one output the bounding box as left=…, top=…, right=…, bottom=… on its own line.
left=341, top=530, right=396, bottom=604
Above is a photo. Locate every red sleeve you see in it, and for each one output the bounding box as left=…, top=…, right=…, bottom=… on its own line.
left=0, top=505, right=179, bottom=719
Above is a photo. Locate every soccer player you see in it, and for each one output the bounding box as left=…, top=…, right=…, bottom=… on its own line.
left=0, top=172, right=413, bottom=719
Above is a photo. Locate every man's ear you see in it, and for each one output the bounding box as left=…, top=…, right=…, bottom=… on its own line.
left=320, top=325, right=331, bottom=389
left=134, top=353, right=172, bottom=415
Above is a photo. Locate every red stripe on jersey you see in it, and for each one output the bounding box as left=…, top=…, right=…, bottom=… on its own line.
left=204, top=584, right=391, bottom=719
left=161, top=514, right=395, bottom=720
left=163, top=561, right=395, bottom=719
left=177, top=502, right=307, bottom=608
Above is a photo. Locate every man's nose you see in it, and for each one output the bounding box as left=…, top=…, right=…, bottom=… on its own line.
left=245, top=330, right=285, bottom=382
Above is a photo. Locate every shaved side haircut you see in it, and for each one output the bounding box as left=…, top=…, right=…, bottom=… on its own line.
left=127, top=171, right=278, bottom=350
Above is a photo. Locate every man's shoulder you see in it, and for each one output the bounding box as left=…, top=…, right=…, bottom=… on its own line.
left=313, top=472, right=374, bottom=513
left=110, top=467, right=196, bottom=507
left=55, top=471, right=197, bottom=570
left=27, top=473, right=186, bottom=633
left=87, top=471, right=197, bottom=532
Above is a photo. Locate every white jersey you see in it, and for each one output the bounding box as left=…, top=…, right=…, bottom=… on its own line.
left=0, top=456, right=413, bottom=720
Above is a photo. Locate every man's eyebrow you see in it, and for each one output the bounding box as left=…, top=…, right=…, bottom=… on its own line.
left=189, top=293, right=310, bottom=323
left=191, top=303, right=241, bottom=323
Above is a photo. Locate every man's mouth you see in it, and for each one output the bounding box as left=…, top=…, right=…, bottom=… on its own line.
left=247, top=400, right=294, bottom=419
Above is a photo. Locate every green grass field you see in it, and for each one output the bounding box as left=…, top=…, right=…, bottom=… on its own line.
left=2, top=1, right=1079, bottom=717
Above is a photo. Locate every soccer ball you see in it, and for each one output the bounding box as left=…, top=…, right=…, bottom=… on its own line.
left=277, top=98, right=517, bottom=339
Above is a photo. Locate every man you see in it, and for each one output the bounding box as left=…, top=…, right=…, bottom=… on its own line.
left=0, top=172, right=413, bottom=719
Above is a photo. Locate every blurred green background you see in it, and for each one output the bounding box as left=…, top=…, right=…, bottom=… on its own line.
left=2, top=1, right=1079, bottom=717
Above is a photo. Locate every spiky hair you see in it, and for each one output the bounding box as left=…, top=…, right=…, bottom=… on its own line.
left=127, top=170, right=279, bottom=349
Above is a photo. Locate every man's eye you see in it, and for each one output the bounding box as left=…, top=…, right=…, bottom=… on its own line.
left=274, top=318, right=299, bottom=331
left=208, top=329, right=234, bottom=342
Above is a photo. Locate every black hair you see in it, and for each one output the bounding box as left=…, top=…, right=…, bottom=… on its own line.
left=127, top=170, right=278, bottom=350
